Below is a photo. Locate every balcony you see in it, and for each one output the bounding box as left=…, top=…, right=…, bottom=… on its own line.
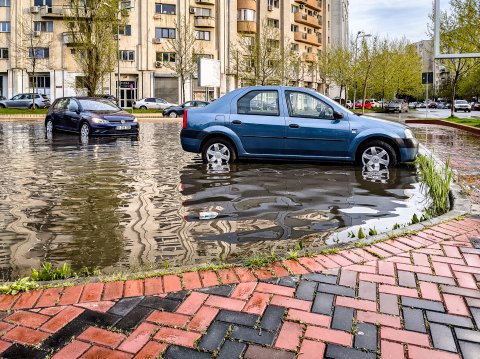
left=303, top=53, right=316, bottom=62
left=194, top=16, right=215, bottom=28
left=294, top=31, right=320, bottom=46
left=237, top=0, right=256, bottom=11
left=295, top=0, right=322, bottom=11
left=63, top=32, right=80, bottom=46
left=294, top=12, right=321, bottom=28
left=195, top=0, right=215, bottom=5
left=237, top=21, right=256, bottom=34
left=40, top=5, right=65, bottom=18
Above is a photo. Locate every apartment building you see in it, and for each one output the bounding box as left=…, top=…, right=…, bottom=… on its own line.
left=0, top=0, right=345, bottom=107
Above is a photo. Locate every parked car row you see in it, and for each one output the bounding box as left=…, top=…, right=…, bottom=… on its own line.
left=0, top=93, right=51, bottom=109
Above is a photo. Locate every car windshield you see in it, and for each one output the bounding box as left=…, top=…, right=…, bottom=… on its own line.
left=79, top=99, right=121, bottom=112
left=456, top=100, right=467, bottom=104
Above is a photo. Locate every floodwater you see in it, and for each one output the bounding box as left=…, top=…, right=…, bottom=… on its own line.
left=0, top=121, right=427, bottom=280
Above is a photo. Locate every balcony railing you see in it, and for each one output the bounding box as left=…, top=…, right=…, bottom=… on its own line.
left=295, top=0, right=322, bottom=11
left=237, top=20, right=257, bottom=34
left=294, top=31, right=320, bottom=46
left=294, top=12, right=321, bottom=29
left=194, top=16, right=215, bottom=28
left=303, top=53, right=316, bottom=62
left=195, top=0, right=215, bottom=5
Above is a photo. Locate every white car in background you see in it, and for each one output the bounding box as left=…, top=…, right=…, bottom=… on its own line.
left=133, top=97, right=177, bottom=110
left=453, top=100, right=471, bottom=112
left=367, top=99, right=381, bottom=108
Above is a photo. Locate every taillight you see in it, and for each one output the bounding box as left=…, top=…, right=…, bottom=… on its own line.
left=182, top=110, right=188, bottom=129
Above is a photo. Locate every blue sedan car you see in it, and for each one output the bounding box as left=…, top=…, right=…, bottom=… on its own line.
left=180, top=86, right=418, bottom=170
left=45, top=97, right=139, bottom=137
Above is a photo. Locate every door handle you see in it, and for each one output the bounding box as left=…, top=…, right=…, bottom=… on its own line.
left=232, top=120, right=242, bottom=125
left=289, top=124, right=300, bottom=128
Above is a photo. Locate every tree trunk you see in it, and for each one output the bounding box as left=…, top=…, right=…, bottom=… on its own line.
left=181, top=74, right=185, bottom=103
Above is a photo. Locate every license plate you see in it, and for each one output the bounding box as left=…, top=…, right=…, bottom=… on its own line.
left=116, top=125, right=131, bottom=130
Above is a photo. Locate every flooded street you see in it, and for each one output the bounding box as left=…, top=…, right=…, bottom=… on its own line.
left=0, top=121, right=427, bottom=280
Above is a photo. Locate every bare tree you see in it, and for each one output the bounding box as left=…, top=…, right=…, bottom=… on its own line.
left=281, top=46, right=307, bottom=86
left=10, top=16, right=52, bottom=108
left=66, top=0, right=124, bottom=96
left=234, top=19, right=283, bottom=86
left=162, top=15, right=203, bottom=103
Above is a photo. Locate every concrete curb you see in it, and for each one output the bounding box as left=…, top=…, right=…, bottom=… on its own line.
left=406, top=118, right=480, bottom=136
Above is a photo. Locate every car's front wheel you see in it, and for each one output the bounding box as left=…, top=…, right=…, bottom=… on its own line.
left=140, top=106, right=147, bottom=110
left=169, top=112, right=178, bottom=118
left=80, top=122, right=90, bottom=137
left=202, top=138, right=236, bottom=164
left=45, top=118, right=54, bottom=132
left=30, top=104, right=39, bottom=110
left=359, top=140, right=397, bottom=171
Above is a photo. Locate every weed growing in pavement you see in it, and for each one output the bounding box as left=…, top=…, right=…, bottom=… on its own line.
left=393, top=223, right=401, bottom=230
left=0, top=277, right=39, bottom=295
left=318, top=248, right=339, bottom=255
left=368, top=227, right=378, bottom=236
left=287, top=250, right=299, bottom=260
left=347, top=230, right=356, bottom=238
left=243, top=251, right=278, bottom=268
left=357, top=227, right=366, bottom=239
left=416, top=154, right=453, bottom=217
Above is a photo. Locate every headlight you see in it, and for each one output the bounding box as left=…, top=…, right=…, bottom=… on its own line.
left=404, top=129, right=414, bottom=139
left=92, top=117, right=109, bottom=124
left=133, top=117, right=138, bottom=123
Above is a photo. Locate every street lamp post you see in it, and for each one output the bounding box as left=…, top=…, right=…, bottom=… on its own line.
left=352, top=31, right=371, bottom=111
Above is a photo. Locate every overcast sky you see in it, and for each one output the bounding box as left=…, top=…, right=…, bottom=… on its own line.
left=348, top=1, right=448, bottom=43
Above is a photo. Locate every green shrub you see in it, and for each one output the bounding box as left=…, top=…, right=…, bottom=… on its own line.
left=31, top=262, right=75, bottom=281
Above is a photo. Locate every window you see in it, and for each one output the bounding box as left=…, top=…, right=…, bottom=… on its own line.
left=34, top=0, right=51, bottom=5
left=118, top=25, right=131, bottom=36
left=121, top=1, right=132, bottom=9
left=155, top=3, right=176, bottom=14
left=155, top=27, right=176, bottom=39
left=194, top=8, right=211, bottom=17
left=237, top=9, right=256, bottom=21
left=267, top=18, right=279, bottom=28
left=145, top=98, right=155, bottom=102
left=291, top=24, right=298, bottom=32
left=0, top=0, right=11, bottom=6
left=29, top=75, right=51, bottom=93
left=237, top=90, right=279, bottom=116
left=285, top=91, right=334, bottom=120
left=34, top=21, right=53, bottom=32
left=195, top=30, right=210, bottom=41
left=28, top=48, right=49, bottom=58
left=119, top=50, right=135, bottom=61
left=291, top=5, right=299, bottom=13
left=67, top=99, right=79, bottom=112
left=268, top=0, right=279, bottom=8
left=156, top=52, right=175, bottom=62
left=0, top=22, right=11, bottom=32
left=291, top=44, right=299, bottom=52
left=0, top=48, right=8, bottom=59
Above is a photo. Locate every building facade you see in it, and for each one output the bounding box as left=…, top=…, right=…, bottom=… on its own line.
left=413, top=39, right=446, bottom=98
left=0, top=0, right=344, bottom=106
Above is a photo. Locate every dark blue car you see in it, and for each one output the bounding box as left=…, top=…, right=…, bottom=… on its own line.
left=45, top=97, right=139, bottom=137
left=180, top=86, right=419, bottom=170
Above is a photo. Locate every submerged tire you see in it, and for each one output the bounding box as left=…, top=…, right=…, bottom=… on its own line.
left=201, top=137, right=236, bottom=164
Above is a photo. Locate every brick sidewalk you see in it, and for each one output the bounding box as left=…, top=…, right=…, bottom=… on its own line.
left=0, top=218, right=478, bottom=358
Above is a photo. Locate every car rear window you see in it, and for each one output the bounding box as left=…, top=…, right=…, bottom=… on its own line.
left=79, top=99, right=121, bottom=112
left=237, top=90, right=279, bottom=116
left=456, top=100, right=467, bottom=104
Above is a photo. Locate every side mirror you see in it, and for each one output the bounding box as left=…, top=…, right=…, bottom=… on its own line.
left=333, top=111, right=344, bottom=119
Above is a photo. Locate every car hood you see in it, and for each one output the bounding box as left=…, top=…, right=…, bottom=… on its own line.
left=166, top=105, right=183, bottom=111
left=86, top=110, right=135, bottom=120
left=352, top=114, right=409, bottom=131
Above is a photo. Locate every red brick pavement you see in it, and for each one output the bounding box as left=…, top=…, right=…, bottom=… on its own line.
left=0, top=218, right=478, bottom=358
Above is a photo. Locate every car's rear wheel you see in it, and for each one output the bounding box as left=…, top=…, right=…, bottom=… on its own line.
left=45, top=118, right=54, bottom=133
left=0, top=104, right=5, bottom=108
left=202, top=138, right=236, bottom=164
left=358, top=140, right=397, bottom=171
left=169, top=112, right=178, bottom=118
left=30, top=104, right=39, bottom=110
left=80, top=122, right=90, bottom=138
left=140, top=106, right=147, bottom=110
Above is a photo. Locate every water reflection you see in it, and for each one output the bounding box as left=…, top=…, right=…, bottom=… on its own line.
left=0, top=121, right=426, bottom=280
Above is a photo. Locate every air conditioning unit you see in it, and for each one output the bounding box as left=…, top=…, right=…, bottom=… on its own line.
left=267, top=5, right=273, bottom=11
left=32, top=31, right=41, bottom=37
left=152, top=38, right=162, bottom=44
left=30, top=6, right=40, bottom=13
left=189, top=7, right=196, bottom=14
left=313, top=11, right=318, bottom=15
left=155, top=61, right=163, bottom=68
left=299, top=4, right=304, bottom=9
